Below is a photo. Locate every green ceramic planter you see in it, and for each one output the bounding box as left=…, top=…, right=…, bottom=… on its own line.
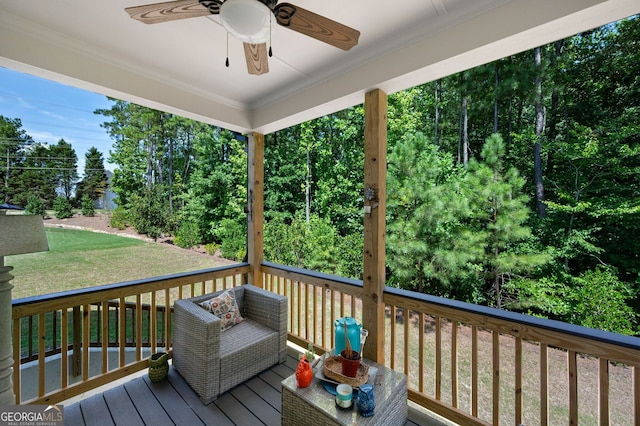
left=148, top=352, right=169, bottom=382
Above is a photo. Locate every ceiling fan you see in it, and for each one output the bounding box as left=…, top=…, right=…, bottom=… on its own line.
left=125, top=0, right=360, bottom=75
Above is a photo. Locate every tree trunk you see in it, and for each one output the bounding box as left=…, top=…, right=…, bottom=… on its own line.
left=547, top=40, right=564, bottom=180
left=462, top=95, right=469, bottom=166
left=168, top=135, right=174, bottom=213
left=434, top=80, right=440, bottom=145
left=507, top=95, right=513, bottom=146
left=305, top=148, right=310, bottom=223
left=534, top=46, right=547, bottom=218
left=494, top=64, right=499, bottom=134
left=547, top=40, right=564, bottom=142
left=146, top=139, right=154, bottom=187
left=492, top=198, right=502, bottom=309
left=458, top=96, right=463, bottom=164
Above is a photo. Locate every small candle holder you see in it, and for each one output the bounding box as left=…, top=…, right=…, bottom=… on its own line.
left=335, top=383, right=353, bottom=408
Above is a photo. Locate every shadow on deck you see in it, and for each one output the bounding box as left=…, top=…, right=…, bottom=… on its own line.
left=63, top=353, right=451, bottom=425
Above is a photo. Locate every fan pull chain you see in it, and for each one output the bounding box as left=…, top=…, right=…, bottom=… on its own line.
left=268, top=14, right=273, bottom=57
left=225, top=33, right=230, bottom=67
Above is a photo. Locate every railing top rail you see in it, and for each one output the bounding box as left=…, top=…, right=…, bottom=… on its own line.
left=262, top=262, right=640, bottom=352
left=262, top=261, right=363, bottom=288
left=12, top=263, right=249, bottom=308
left=384, top=286, right=640, bottom=351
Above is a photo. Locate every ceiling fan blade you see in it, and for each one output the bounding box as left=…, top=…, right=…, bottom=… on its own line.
left=244, top=43, right=269, bottom=75
left=125, top=0, right=210, bottom=24
left=273, top=3, right=360, bottom=51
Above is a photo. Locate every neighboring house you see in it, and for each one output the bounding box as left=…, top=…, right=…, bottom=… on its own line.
left=95, top=170, right=117, bottom=211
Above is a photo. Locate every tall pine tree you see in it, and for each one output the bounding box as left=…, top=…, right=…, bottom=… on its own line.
left=77, top=147, right=107, bottom=202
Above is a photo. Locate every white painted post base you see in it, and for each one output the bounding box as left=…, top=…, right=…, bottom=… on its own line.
left=0, top=264, right=16, bottom=405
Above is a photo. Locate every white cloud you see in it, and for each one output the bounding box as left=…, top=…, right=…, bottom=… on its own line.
left=27, top=129, right=62, bottom=144
left=41, top=109, right=66, bottom=121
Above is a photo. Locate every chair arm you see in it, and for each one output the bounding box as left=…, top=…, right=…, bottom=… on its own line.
left=243, top=284, right=287, bottom=330
left=173, top=298, right=222, bottom=403
left=243, top=284, right=288, bottom=362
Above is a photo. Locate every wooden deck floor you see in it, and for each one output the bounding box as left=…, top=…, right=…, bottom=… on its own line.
left=63, top=353, right=445, bottom=426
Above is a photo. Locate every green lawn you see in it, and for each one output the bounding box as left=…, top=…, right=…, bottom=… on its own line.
left=8, top=228, right=230, bottom=299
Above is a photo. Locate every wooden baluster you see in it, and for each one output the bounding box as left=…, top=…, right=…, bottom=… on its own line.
left=634, top=365, right=639, bottom=426
left=37, top=314, right=45, bottom=397
left=419, top=312, right=425, bottom=393
left=101, top=301, right=108, bottom=373
left=403, top=308, right=409, bottom=377
left=82, top=304, right=90, bottom=381
left=492, top=331, right=500, bottom=425
left=60, top=309, right=68, bottom=389
left=321, top=286, right=326, bottom=348
left=390, top=305, right=396, bottom=370
left=119, top=297, right=126, bottom=367
left=451, top=320, right=458, bottom=408
left=540, top=343, right=548, bottom=426
left=471, top=325, right=478, bottom=417
left=150, top=292, right=157, bottom=354
left=515, top=336, right=522, bottom=425
left=435, top=315, right=442, bottom=400
left=136, top=294, right=142, bottom=361
left=568, top=350, right=578, bottom=425
left=599, top=358, right=609, bottom=426
left=165, top=288, right=171, bottom=352
left=72, top=306, right=81, bottom=377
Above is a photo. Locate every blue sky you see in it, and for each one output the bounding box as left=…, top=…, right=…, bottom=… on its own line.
left=0, top=67, right=116, bottom=173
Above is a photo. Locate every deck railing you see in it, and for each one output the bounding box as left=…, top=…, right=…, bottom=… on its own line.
left=19, top=300, right=172, bottom=364
left=12, top=262, right=640, bottom=425
left=262, top=262, right=640, bottom=426
left=11, top=263, right=249, bottom=405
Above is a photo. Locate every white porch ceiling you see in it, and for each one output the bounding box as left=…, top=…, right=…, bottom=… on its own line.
left=1, top=0, right=638, bottom=135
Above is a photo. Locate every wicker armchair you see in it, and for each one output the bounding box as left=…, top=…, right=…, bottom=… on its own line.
left=172, top=284, right=288, bottom=404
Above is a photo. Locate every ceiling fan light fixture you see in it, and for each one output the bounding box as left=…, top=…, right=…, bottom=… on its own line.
left=220, top=0, right=271, bottom=44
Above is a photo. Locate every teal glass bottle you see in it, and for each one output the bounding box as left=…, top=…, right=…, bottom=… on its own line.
left=334, top=317, right=362, bottom=355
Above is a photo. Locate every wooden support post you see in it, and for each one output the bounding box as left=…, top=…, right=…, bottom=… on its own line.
left=72, top=306, right=81, bottom=377
left=362, top=89, right=387, bottom=363
left=247, top=133, right=265, bottom=288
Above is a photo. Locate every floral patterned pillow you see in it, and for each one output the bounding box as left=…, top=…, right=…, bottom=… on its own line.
left=199, top=289, right=244, bottom=331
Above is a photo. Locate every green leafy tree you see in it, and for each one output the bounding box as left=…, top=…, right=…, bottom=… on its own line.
left=25, top=195, right=46, bottom=217
left=97, top=100, right=198, bottom=213
left=12, top=144, right=57, bottom=208
left=264, top=214, right=306, bottom=267
left=50, top=139, right=78, bottom=201
left=570, top=267, right=636, bottom=334
left=543, top=19, right=640, bottom=287
left=109, top=206, right=128, bottom=229
left=466, top=134, right=546, bottom=308
left=311, top=110, right=365, bottom=237
left=174, top=218, right=201, bottom=249
left=335, top=233, right=363, bottom=280
left=177, top=129, right=246, bottom=246
left=264, top=109, right=365, bottom=276
left=214, top=218, right=246, bottom=261
left=53, top=196, right=73, bottom=219
left=264, top=212, right=340, bottom=274
left=387, top=132, right=483, bottom=298
left=0, top=116, right=34, bottom=204
left=96, top=100, right=154, bottom=207
left=128, top=185, right=170, bottom=239
left=81, top=194, right=96, bottom=216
